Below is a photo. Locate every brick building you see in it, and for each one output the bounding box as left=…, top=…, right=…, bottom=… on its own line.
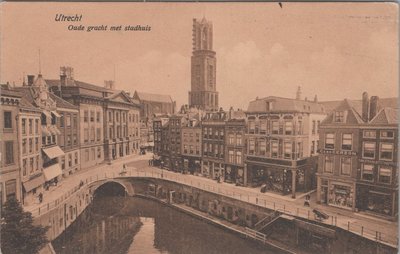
left=245, top=96, right=326, bottom=198
left=0, top=84, right=22, bottom=204
left=202, top=110, right=227, bottom=179
left=181, top=115, right=202, bottom=174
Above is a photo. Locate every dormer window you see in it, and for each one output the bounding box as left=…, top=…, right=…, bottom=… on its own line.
left=334, top=111, right=345, bottom=123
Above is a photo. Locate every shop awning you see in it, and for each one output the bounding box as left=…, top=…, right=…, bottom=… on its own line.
left=48, top=125, right=61, bottom=135
left=42, top=146, right=65, bottom=159
left=41, top=126, right=51, bottom=136
left=23, top=174, right=45, bottom=192
left=51, top=111, right=61, bottom=117
left=42, top=111, right=52, bottom=119
left=43, top=164, right=62, bottom=181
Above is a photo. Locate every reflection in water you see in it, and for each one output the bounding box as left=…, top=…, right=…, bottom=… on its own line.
left=53, top=197, right=274, bottom=254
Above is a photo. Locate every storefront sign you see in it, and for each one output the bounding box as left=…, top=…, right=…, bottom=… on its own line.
left=321, top=149, right=357, bottom=156
left=359, top=159, right=396, bottom=166
left=247, top=156, right=292, bottom=166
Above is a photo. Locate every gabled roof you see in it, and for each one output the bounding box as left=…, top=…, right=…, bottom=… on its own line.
left=321, top=97, right=397, bottom=114
left=49, top=93, right=78, bottom=110
left=370, top=108, right=398, bottom=125
left=46, top=79, right=111, bottom=93
left=321, top=99, right=364, bottom=125
left=134, top=91, right=173, bottom=104
left=247, top=96, right=325, bottom=113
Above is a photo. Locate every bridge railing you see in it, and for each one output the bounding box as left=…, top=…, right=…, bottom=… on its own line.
left=28, top=166, right=398, bottom=248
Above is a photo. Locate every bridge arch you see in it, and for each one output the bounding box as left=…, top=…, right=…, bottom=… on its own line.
left=90, top=179, right=135, bottom=197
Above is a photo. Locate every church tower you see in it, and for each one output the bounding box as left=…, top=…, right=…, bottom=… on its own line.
left=188, top=17, right=219, bottom=111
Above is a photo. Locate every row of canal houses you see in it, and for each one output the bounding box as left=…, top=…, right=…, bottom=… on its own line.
left=153, top=93, right=398, bottom=220
left=0, top=66, right=141, bottom=207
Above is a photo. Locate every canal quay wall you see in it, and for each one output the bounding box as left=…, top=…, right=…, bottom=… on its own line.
left=32, top=175, right=397, bottom=254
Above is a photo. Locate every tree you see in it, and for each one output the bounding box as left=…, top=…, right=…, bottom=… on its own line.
left=1, top=197, right=48, bottom=254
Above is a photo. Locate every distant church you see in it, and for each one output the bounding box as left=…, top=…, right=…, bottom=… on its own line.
left=188, top=17, right=219, bottom=112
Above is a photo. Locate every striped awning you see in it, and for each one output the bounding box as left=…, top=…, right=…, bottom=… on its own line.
left=23, top=174, right=45, bottom=192
left=51, top=111, right=61, bottom=117
left=43, top=164, right=62, bottom=181
left=42, top=146, right=65, bottom=159
left=41, top=126, right=51, bottom=136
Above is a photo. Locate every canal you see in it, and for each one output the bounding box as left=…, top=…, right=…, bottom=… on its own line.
left=52, top=196, right=275, bottom=254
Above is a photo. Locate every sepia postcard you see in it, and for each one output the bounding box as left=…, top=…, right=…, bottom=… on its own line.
left=0, top=1, right=398, bottom=254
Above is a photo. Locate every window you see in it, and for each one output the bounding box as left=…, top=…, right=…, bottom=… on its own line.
left=284, top=142, right=292, bottom=159
left=324, top=156, right=333, bottom=173
left=22, top=118, right=26, bottom=134
left=362, top=142, right=375, bottom=159
left=325, top=133, right=334, bottom=149
left=379, top=166, right=392, bottom=184
left=68, top=154, right=72, bottom=167
left=36, top=155, right=39, bottom=171
left=4, top=111, right=12, bottom=129
left=66, top=115, right=71, bottom=127
left=341, top=134, right=352, bottom=150
left=311, top=141, right=315, bottom=154
left=236, top=151, right=242, bottom=164
left=236, top=134, right=242, bottom=146
left=72, top=114, right=78, bottom=128
left=96, top=128, right=101, bottom=141
left=340, top=157, right=351, bottom=176
left=259, top=139, right=266, bottom=156
left=22, top=159, right=27, bottom=176
left=5, top=141, right=14, bottom=165
left=249, top=139, right=255, bottom=155
left=90, top=127, right=95, bottom=141
left=312, top=120, right=316, bottom=134
left=90, top=111, right=95, bottom=122
left=297, top=142, right=303, bottom=159
left=271, top=141, right=278, bottom=158
left=67, top=135, right=71, bottom=146
left=228, top=150, right=234, bottom=163
left=249, top=121, right=255, bottom=133
left=97, top=147, right=101, bottom=158
left=381, top=131, right=394, bottom=139
left=61, top=156, right=65, bottom=170
left=73, top=135, right=77, bottom=145
left=29, top=138, right=33, bottom=153
left=298, top=121, right=302, bottom=135
left=29, top=119, right=33, bottom=134
left=60, top=114, right=64, bottom=127
left=380, top=143, right=393, bottom=160
left=272, top=121, right=279, bottom=135
left=285, top=121, right=293, bottom=135
left=363, top=130, right=376, bottom=138
left=84, top=110, right=88, bottom=122
left=22, top=139, right=27, bottom=154
left=96, top=112, right=100, bottom=122
left=84, top=128, right=89, bottom=142
left=334, top=111, right=344, bottom=122
left=75, top=152, right=78, bottom=165
left=228, top=134, right=234, bottom=145
left=361, top=164, right=374, bottom=181
left=109, top=111, right=112, bottom=122
left=260, top=120, right=267, bottom=134
left=29, top=158, right=34, bottom=173
left=35, top=119, right=39, bottom=134
left=5, top=180, right=16, bottom=200
left=35, top=137, right=39, bottom=151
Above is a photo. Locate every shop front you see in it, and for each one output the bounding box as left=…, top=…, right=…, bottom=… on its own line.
left=183, top=157, right=201, bottom=175
left=224, top=164, right=244, bottom=185
left=328, top=181, right=355, bottom=210
left=356, top=184, right=397, bottom=218
left=247, top=163, right=292, bottom=195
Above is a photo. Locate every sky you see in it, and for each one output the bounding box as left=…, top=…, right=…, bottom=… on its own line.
left=1, top=2, right=398, bottom=109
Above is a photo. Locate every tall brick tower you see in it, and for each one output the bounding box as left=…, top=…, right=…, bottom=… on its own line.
left=188, top=17, right=219, bottom=111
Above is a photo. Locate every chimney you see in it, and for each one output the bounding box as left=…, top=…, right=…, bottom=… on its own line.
left=369, top=96, right=380, bottom=121
left=362, top=92, right=370, bottom=122
left=104, top=80, right=115, bottom=90
left=60, top=74, right=67, bottom=86
left=296, top=86, right=302, bottom=100
left=27, top=75, right=35, bottom=86
left=60, top=66, right=74, bottom=86
left=314, top=95, right=318, bottom=102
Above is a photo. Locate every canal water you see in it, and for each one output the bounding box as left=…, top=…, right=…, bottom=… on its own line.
left=53, top=196, right=275, bottom=254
